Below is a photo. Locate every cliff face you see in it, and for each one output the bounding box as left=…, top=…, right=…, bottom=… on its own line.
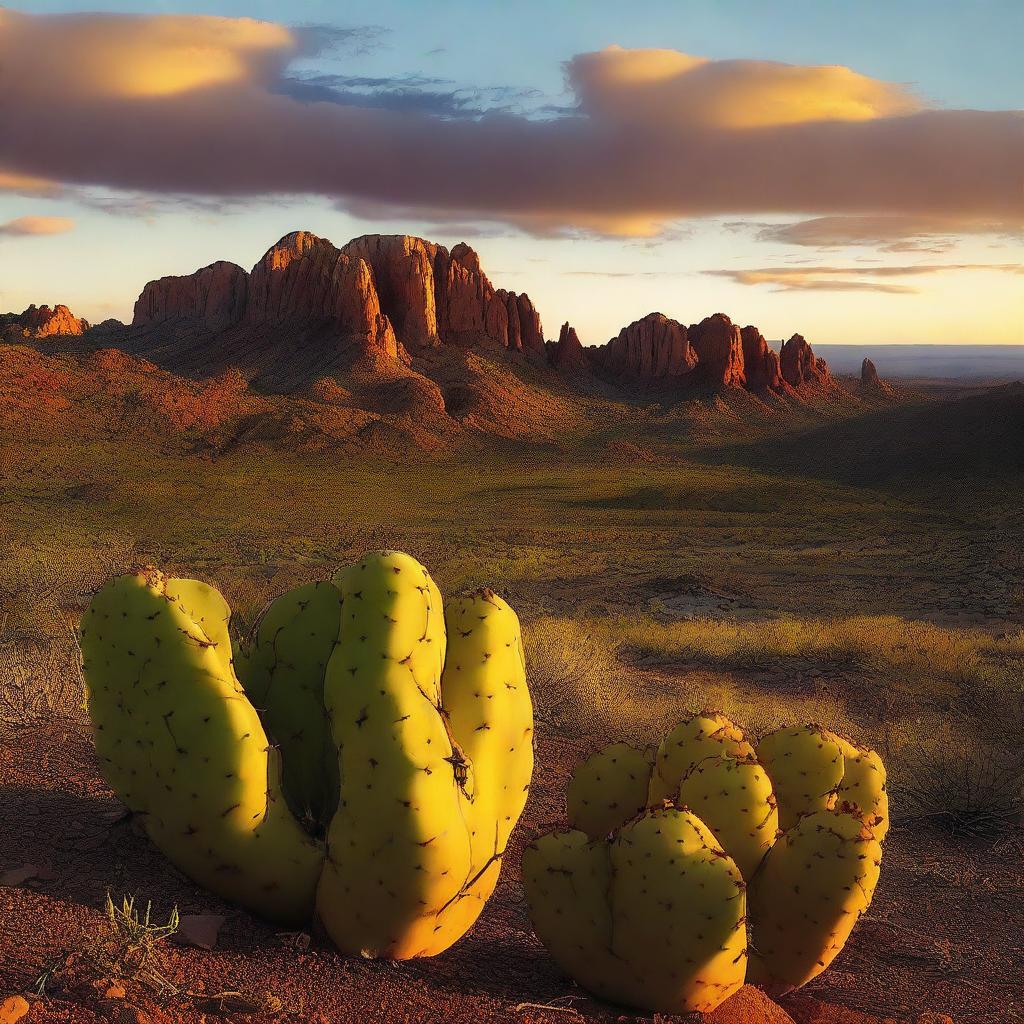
left=1, top=303, right=89, bottom=341
left=129, top=232, right=543, bottom=365
left=740, top=325, right=783, bottom=390
left=340, top=234, right=543, bottom=353
left=596, top=312, right=696, bottom=379
left=688, top=313, right=747, bottom=388
left=134, top=261, right=247, bottom=331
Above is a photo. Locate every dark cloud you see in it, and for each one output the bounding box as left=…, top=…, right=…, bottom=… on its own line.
left=292, top=23, right=389, bottom=58
left=1, top=12, right=1021, bottom=239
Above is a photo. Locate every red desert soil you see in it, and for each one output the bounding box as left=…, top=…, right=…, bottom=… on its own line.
left=1, top=725, right=1020, bottom=1024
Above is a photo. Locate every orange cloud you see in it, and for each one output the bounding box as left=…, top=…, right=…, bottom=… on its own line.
left=0, top=10, right=1021, bottom=238
left=755, top=214, right=1024, bottom=249
left=0, top=215, right=75, bottom=237
left=706, top=263, right=1024, bottom=293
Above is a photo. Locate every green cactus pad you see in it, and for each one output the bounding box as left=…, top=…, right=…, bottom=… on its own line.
left=566, top=741, right=652, bottom=839
left=80, top=570, right=324, bottom=925
left=234, top=580, right=343, bottom=833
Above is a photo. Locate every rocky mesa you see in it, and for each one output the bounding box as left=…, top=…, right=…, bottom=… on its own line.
left=5, top=229, right=890, bottom=407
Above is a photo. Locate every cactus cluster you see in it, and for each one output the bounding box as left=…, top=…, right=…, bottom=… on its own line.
left=523, top=714, right=888, bottom=1014
left=80, top=552, right=534, bottom=958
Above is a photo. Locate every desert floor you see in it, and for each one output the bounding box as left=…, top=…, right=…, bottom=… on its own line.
left=1, top=414, right=1022, bottom=1023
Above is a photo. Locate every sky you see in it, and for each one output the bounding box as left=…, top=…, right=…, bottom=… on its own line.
left=1, top=1, right=1022, bottom=345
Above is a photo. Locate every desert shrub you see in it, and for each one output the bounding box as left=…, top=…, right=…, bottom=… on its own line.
left=897, top=734, right=1024, bottom=838
left=0, top=625, right=86, bottom=727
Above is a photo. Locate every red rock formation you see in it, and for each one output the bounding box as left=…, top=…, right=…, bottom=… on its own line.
left=741, top=325, right=783, bottom=389
left=134, top=261, right=247, bottom=330
left=598, top=312, right=696, bottom=379
left=2, top=303, right=89, bottom=340
left=246, top=232, right=397, bottom=357
left=859, top=357, right=894, bottom=397
left=342, top=234, right=544, bottom=352
left=548, top=322, right=587, bottom=370
left=780, top=333, right=832, bottom=388
left=689, top=313, right=746, bottom=387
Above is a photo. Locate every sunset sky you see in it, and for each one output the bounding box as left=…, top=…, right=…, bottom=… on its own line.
left=1, top=1, right=1022, bottom=345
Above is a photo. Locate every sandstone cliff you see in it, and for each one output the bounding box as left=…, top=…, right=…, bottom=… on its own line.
left=1, top=303, right=89, bottom=341
left=547, top=322, right=587, bottom=370
left=594, top=312, right=696, bottom=379
left=688, top=313, right=747, bottom=388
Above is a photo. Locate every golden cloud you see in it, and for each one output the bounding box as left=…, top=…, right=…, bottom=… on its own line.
left=0, top=10, right=1021, bottom=238
left=706, top=263, right=1024, bottom=293
left=0, top=215, right=75, bottom=237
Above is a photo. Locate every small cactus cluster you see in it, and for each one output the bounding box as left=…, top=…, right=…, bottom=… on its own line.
left=523, top=713, right=888, bottom=1014
left=80, top=551, right=534, bottom=958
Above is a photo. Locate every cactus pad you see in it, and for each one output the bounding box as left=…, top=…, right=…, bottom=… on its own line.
left=566, top=741, right=652, bottom=839
left=756, top=724, right=845, bottom=829
left=648, top=712, right=755, bottom=805
left=748, top=808, right=883, bottom=992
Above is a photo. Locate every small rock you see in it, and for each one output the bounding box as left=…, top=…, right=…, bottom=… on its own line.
left=105, top=982, right=128, bottom=999
left=0, top=996, right=29, bottom=1024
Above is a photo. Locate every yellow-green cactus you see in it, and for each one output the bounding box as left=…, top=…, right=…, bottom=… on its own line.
left=647, top=712, right=755, bottom=805
left=234, top=581, right=343, bottom=833
left=747, top=809, right=883, bottom=993
left=525, top=713, right=887, bottom=1013
left=81, top=552, right=533, bottom=960
left=524, top=808, right=747, bottom=1015
left=755, top=724, right=846, bottom=830
left=674, top=752, right=778, bottom=880
left=831, top=732, right=890, bottom=840
left=566, top=741, right=652, bottom=839
left=80, top=570, right=324, bottom=925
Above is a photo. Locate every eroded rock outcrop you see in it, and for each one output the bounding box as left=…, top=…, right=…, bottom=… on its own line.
left=597, top=312, right=696, bottom=379
left=341, top=234, right=544, bottom=353
left=741, top=325, right=783, bottom=390
left=134, top=261, right=247, bottom=331
left=859, top=357, right=894, bottom=397
left=688, top=313, right=747, bottom=388
left=780, top=333, right=832, bottom=388
left=246, top=232, right=397, bottom=357
left=1, top=303, right=89, bottom=341
left=548, top=322, right=587, bottom=370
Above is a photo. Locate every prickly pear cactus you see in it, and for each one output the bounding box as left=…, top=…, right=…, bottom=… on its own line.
left=747, top=808, right=883, bottom=993
left=755, top=724, right=846, bottom=830
left=525, top=712, right=888, bottom=1013
left=524, top=808, right=747, bottom=1015
left=81, top=552, right=533, bottom=959
left=234, top=580, right=343, bottom=833
left=80, top=570, right=324, bottom=925
left=566, top=741, right=652, bottom=839
left=647, top=712, right=755, bottom=805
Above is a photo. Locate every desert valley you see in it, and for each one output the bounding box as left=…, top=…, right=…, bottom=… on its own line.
left=1, top=228, right=1022, bottom=1024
